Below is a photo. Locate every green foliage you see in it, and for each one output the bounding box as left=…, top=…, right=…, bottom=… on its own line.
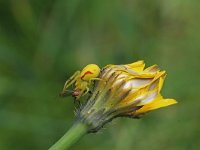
left=0, top=0, right=199, bottom=149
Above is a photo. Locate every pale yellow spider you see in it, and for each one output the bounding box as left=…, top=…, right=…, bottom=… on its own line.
left=60, top=64, right=101, bottom=100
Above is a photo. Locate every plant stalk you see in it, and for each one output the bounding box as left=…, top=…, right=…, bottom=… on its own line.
left=49, top=122, right=88, bottom=150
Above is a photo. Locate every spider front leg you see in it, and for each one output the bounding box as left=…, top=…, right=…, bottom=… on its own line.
left=61, top=71, right=80, bottom=95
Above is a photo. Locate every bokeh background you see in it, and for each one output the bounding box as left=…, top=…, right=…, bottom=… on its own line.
left=0, top=0, right=200, bottom=150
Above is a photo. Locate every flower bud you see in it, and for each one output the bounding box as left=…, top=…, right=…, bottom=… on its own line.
left=76, top=61, right=177, bottom=133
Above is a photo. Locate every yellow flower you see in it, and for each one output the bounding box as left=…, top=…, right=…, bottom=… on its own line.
left=78, top=61, right=177, bottom=132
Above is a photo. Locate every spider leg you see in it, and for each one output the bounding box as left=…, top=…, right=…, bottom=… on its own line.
left=59, top=90, right=73, bottom=97
left=82, top=86, right=90, bottom=96
left=62, top=71, right=80, bottom=93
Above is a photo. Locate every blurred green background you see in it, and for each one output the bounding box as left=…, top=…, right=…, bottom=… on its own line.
left=0, top=0, right=199, bottom=150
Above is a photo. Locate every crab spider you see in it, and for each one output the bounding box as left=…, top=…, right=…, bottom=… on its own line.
left=60, top=64, right=101, bottom=100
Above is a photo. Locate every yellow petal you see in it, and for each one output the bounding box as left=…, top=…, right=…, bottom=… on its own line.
left=144, top=64, right=160, bottom=73
left=127, top=60, right=145, bottom=72
left=135, top=96, right=177, bottom=115
left=158, top=74, right=166, bottom=92
left=147, top=71, right=166, bottom=91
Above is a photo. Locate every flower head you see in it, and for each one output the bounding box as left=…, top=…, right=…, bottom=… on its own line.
left=76, top=61, right=177, bottom=133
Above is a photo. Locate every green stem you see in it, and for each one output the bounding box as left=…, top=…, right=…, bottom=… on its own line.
left=49, top=122, right=88, bottom=150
